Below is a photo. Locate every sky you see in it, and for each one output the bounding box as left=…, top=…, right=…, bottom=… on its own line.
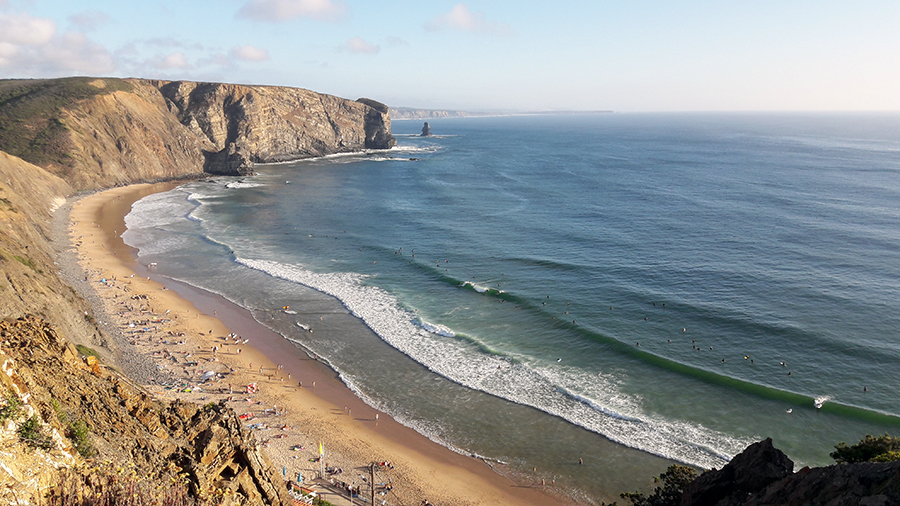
left=1, top=0, right=899, bottom=112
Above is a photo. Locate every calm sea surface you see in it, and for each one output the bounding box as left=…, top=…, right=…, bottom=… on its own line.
left=123, top=113, right=900, bottom=502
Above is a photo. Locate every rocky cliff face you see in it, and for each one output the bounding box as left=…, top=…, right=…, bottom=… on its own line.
left=0, top=77, right=396, bottom=185
left=0, top=75, right=396, bottom=504
left=681, top=438, right=900, bottom=506
left=1, top=316, right=289, bottom=505
left=156, top=81, right=395, bottom=175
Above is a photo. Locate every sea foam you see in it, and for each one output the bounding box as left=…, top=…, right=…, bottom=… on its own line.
left=236, top=257, right=750, bottom=469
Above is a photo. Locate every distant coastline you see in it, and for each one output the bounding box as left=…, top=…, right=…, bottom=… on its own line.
left=391, top=106, right=613, bottom=120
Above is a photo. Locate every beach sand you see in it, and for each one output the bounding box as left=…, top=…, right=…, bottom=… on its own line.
left=68, top=183, right=567, bottom=506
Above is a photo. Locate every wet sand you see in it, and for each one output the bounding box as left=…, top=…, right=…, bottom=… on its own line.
left=69, top=183, right=567, bottom=506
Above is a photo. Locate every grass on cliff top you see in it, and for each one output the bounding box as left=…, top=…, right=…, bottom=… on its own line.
left=0, top=77, right=133, bottom=172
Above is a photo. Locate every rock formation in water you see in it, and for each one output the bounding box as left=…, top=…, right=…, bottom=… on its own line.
left=421, top=121, right=432, bottom=136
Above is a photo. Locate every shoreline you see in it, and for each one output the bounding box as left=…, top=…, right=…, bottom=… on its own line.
left=65, top=182, right=569, bottom=506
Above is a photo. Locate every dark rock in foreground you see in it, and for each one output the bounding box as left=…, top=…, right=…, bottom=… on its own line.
left=682, top=438, right=900, bottom=506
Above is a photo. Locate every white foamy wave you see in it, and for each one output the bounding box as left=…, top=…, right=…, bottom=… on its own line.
left=462, top=281, right=500, bottom=294
left=226, top=181, right=264, bottom=189
left=389, top=145, right=440, bottom=154
left=186, top=192, right=217, bottom=203
left=236, top=256, right=742, bottom=469
left=814, top=395, right=831, bottom=409
left=414, top=319, right=456, bottom=337
left=125, top=191, right=193, bottom=230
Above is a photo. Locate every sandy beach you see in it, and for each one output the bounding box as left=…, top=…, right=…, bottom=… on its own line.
left=67, top=183, right=567, bottom=506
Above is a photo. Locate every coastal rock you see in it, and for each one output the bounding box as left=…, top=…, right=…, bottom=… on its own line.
left=682, top=438, right=793, bottom=505
left=358, top=97, right=398, bottom=150
left=681, top=438, right=900, bottom=506
left=0, top=76, right=397, bottom=183
left=421, top=121, right=432, bottom=136
left=156, top=82, right=396, bottom=175
left=0, top=316, right=289, bottom=506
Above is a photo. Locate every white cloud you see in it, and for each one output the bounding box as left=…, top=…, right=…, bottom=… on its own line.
left=0, top=12, right=56, bottom=45
left=68, top=10, right=109, bottom=31
left=230, top=45, right=270, bottom=61
left=345, top=36, right=379, bottom=55
left=237, top=0, right=347, bottom=22
left=425, top=3, right=512, bottom=36
left=0, top=13, right=114, bottom=75
left=41, top=32, right=115, bottom=74
left=0, top=42, right=17, bottom=66
left=157, top=51, right=190, bottom=69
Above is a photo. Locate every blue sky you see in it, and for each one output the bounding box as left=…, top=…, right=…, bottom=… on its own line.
left=1, top=0, right=898, bottom=112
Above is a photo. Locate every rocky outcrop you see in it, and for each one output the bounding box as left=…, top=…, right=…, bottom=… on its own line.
left=682, top=438, right=900, bottom=506
left=156, top=82, right=396, bottom=175
left=0, top=76, right=397, bottom=184
left=421, top=121, right=432, bottom=136
left=0, top=316, right=289, bottom=505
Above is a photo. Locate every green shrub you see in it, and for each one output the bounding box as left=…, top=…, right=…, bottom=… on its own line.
left=67, top=418, right=94, bottom=457
left=831, top=434, right=900, bottom=464
left=613, top=465, right=697, bottom=506
left=17, top=415, right=54, bottom=450
left=0, top=391, right=22, bottom=420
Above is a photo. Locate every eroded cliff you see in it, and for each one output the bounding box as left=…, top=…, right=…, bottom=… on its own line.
left=0, top=75, right=396, bottom=504
left=157, top=81, right=396, bottom=175
left=0, top=76, right=396, bottom=185
left=1, top=316, right=289, bottom=505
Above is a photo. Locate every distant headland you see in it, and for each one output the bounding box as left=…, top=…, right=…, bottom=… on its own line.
left=391, top=106, right=613, bottom=120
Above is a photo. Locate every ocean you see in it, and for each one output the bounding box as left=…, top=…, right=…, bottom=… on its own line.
left=122, top=112, right=900, bottom=502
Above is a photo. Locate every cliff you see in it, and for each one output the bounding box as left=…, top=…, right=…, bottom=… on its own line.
left=0, top=75, right=396, bottom=504
left=156, top=81, right=395, bottom=175
left=1, top=316, right=289, bottom=505
left=0, top=77, right=396, bottom=185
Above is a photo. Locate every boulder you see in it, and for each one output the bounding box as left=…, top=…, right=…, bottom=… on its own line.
left=682, top=438, right=900, bottom=506
left=682, top=438, right=793, bottom=506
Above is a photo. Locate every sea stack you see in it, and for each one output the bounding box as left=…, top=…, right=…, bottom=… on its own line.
left=421, top=121, right=432, bottom=136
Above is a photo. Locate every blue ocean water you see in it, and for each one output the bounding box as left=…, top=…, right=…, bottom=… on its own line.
left=123, top=112, right=900, bottom=501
